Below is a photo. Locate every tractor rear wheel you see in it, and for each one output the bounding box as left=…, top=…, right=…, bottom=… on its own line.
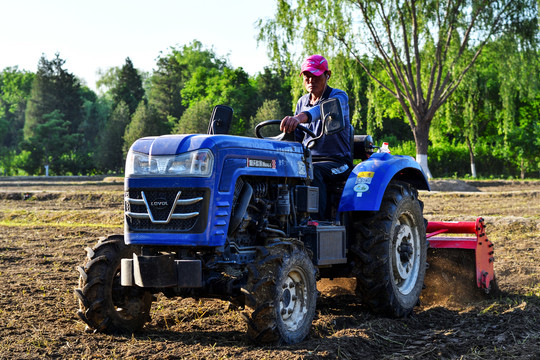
left=74, top=235, right=153, bottom=333
left=352, top=181, right=427, bottom=317
left=242, top=241, right=318, bottom=344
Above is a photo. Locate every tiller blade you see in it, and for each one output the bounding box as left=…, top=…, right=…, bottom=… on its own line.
left=426, top=217, right=495, bottom=292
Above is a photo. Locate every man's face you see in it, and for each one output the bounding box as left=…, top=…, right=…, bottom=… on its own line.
left=302, top=72, right=327, bottom=97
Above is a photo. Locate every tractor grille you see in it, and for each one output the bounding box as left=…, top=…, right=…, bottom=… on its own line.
left=125, top=188, right=208, bottom=232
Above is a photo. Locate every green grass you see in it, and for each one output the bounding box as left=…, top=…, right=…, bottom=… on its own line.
left=0, top=220, right=122, bottom=228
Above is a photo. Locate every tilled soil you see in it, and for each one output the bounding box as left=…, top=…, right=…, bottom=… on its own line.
left=0, top=179, right=538, bottom=359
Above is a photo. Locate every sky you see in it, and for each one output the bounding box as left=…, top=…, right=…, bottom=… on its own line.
left=0, top=0, right=277, bottom=91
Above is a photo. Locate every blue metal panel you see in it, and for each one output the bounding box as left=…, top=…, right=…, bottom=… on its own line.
left=125, top=134, right=308, bottom=247
left=338, top=153, right=429, bottom=212
left=131, top=136, right=156, bottom=153
left=124, top=175, right=230, bottom=247
left=130, top=134, right=304, bottom=157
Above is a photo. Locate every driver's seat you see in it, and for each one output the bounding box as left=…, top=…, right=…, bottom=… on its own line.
left=326, top=124, right=355, bottom=220
left=208, top=105, right=233, bottom=135
left=326, top=128, right=375, bottom=220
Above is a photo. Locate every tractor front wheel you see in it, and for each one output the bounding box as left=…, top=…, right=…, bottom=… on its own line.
left=242, top=241, right=318, bottom=344
left=352, top=181, right=427, bottom=317
left=74, top=235, right=153, bottom=333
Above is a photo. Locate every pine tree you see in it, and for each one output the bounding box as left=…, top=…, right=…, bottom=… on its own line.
left=96, top=101, right=130, bottom=172
left=24, top=53, right=83, bottom=139
left=123, top=101, right=166, bottom=155
left=21, top=109, right=82, bottom=174
left=148, top=55, right=185, bottom=123
left=111, top=58, right=145, bottom=115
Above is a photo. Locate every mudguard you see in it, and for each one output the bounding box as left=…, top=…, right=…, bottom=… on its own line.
left=338, top=152, right=430, bottom=212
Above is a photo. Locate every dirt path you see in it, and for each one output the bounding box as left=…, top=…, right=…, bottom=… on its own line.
left=0, top=179, right=538, bottom=359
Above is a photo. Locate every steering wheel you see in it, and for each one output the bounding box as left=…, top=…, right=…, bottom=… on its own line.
left=255, top=119, right=317, bottom=139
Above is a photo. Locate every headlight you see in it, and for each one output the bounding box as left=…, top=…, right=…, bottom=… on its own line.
left=125, top=149, right=214, bottom=177
left=125, top=150, right=150, bottom=176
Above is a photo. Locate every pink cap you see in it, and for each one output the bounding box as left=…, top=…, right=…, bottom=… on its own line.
left=300, top=55, right=329, bottom=76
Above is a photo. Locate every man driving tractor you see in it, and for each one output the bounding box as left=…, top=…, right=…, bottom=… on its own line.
left=280, top=55, right=352, bottom=219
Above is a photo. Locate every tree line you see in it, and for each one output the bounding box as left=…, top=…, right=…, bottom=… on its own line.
left=259, top=0, right=539, bottom=179
left=1, top=17, right=539, bottom=179
left=0, top=41, right=293, bottom=176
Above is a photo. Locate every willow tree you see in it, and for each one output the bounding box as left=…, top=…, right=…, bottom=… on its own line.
left=259, top=0, right=537, bottom=177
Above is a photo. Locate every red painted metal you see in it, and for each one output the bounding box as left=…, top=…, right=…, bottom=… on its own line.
left=427, top=238, right=477, bottom=249
left=426, top=217, right=495, bottom=291
left=427, top=221, right=476, bottom=234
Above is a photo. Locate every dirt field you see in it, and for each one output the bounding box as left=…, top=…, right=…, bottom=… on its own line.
left=0, top=178, right=538, bottom=359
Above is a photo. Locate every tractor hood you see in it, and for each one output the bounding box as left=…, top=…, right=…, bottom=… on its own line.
left=130, top=134, right=304, bottom=156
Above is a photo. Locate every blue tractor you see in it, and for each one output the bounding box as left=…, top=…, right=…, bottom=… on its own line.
left=75, top=99, right=430, bottom=344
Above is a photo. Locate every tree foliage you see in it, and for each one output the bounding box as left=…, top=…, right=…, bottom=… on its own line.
left=19, top=54, right=87, bottom=174
left=173, top=98, right=214, bottom=135
left=0, top=35, right=538, bottom=178
left=179, top=61, right=258, bottom=133
left=123, top=101, right=167, bottom=155
left=148, top=41, right=231, bottom=133
left=148, top=54, right=185, bottom=124
left=259, top=0, right=538, bottom=177
left=111, top=58, right=145, bottom=115
left=151, top=41, right=261, bottom=135
left=0, top=67, right=34, bottom=150
left=433, top=37, right=540, bottom=178
left=247, top=99, right=283, bottom=136
left=21, top=110, right=82, bottom=174
left=96, top=101, right=130, bottom=172
left=24, top=53, right=84, bottom=139
left=253, top=67, right=293, bottom=116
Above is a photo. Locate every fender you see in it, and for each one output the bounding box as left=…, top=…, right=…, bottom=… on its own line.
left=338, top=152, right=430, bottom=212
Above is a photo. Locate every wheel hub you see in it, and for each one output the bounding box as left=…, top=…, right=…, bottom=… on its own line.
left=393, top=220, right=420, bottom=295
left=279, top=268, right=308, bottom=331
left=282, top=288, right=291, bottom=308
left=394, top=224, right=414, bottom=279
left=398, top=242, right=414, bottom=263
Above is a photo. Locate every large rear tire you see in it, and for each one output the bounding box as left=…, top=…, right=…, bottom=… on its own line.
left=352, top=181, right=427, bottom=317
left=242, top=241, right=318, bottom=344
left=74, top=235, right=153, bottom=333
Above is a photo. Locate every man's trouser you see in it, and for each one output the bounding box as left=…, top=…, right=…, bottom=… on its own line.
left=311, top=160, right=351, bottom=219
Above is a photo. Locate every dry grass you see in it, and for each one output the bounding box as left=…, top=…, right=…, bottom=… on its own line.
left=0, top=180, right=539, bottom=359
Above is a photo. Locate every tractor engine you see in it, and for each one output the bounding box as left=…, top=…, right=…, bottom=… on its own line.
left=228, top=178, right=297, bottom=248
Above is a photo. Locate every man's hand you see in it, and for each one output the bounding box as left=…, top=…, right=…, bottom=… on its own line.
left=280, top=113, right=307, bottom=133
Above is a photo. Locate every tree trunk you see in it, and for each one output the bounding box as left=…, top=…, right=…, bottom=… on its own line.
left=413, top=122, right=433, bottom=179
left=466, top=136, right=476, bottom=178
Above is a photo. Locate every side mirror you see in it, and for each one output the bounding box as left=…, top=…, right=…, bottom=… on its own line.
left=208, top=105, right=233, bottom=135
left=320, top=98, right=345, bottom=135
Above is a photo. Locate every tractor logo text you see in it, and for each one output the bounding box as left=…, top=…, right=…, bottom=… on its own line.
left=247, top=158, right=276, bottom=169
left=150, top=199, right=168, bottom=209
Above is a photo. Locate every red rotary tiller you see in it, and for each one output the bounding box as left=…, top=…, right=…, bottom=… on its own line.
left=426, top=217, right=496, bottom=292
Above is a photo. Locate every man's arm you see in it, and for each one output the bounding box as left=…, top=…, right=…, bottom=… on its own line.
left=280, top=112, right=309, bottom=133
left=303, top=90, right=349, bottom=125
left=280, top=89, right=349, bottom=133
